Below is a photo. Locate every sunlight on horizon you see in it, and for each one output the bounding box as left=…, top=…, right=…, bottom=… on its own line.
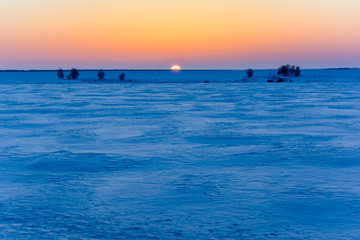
left=171, top=65, right=181, bottom=71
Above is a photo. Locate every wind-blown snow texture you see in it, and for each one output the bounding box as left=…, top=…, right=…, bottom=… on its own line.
left=1, top=69, right=360, bottom=239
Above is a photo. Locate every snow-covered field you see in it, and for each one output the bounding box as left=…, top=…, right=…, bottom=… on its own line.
left=1, top=69, right=360, bottom=239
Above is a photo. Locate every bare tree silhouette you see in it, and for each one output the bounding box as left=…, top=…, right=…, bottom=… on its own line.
left=246, top=68, right=254, bottom=78
left=67, top=68, right=79, bottom=80
left=98, top=69, right=105, bottom=80
left=57, top=69, right=64, bottom=79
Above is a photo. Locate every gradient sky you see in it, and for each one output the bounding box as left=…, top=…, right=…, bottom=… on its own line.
left=1, top=0, right=359, bottom=69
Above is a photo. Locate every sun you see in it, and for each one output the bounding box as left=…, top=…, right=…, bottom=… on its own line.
left=171, top=65, right=181, bottom=71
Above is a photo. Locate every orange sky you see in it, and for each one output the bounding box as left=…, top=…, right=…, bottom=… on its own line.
left=0, top=0, right=359, bottom=69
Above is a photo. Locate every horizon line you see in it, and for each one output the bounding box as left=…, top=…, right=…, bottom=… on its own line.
left=0, top=67, right=359, bottom=72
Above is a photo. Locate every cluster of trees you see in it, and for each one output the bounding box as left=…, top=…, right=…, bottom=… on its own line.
left=57, top=69, right=126, bottom=81
left=277, top=64, right=301, bottom=77
left=57, top=68, right=79, bottom=80
left=244, top=65, right=301, bottom=79
left=243, top=65, right=301, bottom=83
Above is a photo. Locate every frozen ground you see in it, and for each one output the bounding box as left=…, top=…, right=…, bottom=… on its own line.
left=1, top=70, right=360, bottom=239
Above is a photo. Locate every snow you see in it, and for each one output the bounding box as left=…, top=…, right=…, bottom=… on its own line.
left=0, top=69, right=360, bottom=239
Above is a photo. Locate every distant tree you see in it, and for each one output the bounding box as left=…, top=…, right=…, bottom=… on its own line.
left=98, top=69, right=105, bottom=80
left=67, top=68, right=79, bottom=80
left=246, top=68, right=254, bottom=78
left=119, top=73, right=126, bottom=80
left=277, top=64, right=301, bottom=77
left=57, top=68, right=64, bottom=79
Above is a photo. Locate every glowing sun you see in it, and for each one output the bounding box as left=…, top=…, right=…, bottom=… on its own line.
left=171, top=65, right=181, bottom=71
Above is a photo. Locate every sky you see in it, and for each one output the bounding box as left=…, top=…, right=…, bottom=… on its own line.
left=0, top=0, right=359, bottom=69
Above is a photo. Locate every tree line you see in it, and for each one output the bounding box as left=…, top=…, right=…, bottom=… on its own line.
left=244, top=64, right=301, bottom=80
left=57, top=65, right=301, bottom=82
left=57, top=69, right=126, bottom=81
